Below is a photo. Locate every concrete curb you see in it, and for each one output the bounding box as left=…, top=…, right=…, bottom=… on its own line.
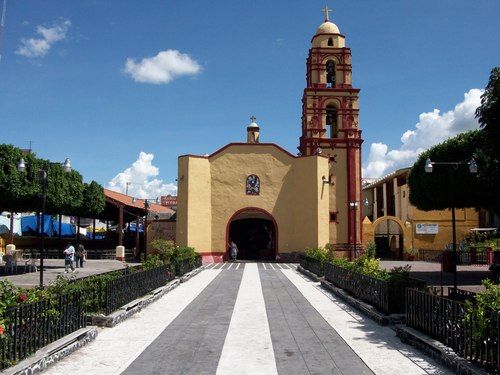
left=297, top=265, right=405, bottom=325
left=89, top=265, right=205, bottom=328
left=180, top=265, right=206, bottom=283
left=296, top=265, right=322, bottom=282
left=3, top=327, right=98, bottom=375
left=396, top=326, right=490, bottom=375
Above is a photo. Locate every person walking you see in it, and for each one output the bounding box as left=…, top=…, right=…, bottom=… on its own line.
left=230, top=241, right=238, bottom=261
left=75, top=243, right=86, bottom=268
left=63, top=242, right=75, bottom=273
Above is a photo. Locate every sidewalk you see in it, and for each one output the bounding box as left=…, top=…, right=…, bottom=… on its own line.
left=380, top=260, right=491, bottom=293
left=0, top=259, right=141, bottom=288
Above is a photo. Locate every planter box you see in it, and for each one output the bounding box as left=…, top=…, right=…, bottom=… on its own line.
left=300, top=256, right=324, bottom=277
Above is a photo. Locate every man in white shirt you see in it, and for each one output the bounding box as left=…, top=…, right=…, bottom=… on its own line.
left=63, top=242, right=75, bottom=273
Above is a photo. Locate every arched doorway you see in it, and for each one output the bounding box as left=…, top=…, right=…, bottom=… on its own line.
left=373, top=217, right=405, bottom=259
left=226, top=208, right=277, bottom=260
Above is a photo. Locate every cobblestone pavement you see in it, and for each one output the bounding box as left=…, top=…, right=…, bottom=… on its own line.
left=380, top=260, right=490, bottom=293
left=46, top=263, right=451, bottom=375
left=0, top=259, right=140, bottom=288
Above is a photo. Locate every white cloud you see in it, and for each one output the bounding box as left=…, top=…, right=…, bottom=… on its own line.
left=16, top=19, right=71, bottom=58
left=363, top=89, right=483, bottom=178
left=107, top=152, right=177, bottom=198
left=123, top=49, right=201, bottom=84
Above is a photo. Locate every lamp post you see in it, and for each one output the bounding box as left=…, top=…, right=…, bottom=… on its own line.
left=142, top=197, right=159, bottom=257
left=349, top=201, right=358, bottom=260
left=424, top=156, right=477, bottom=289
left=18, top=157, right=72, bottom=288
left=348, top=198, right=370, bottom=260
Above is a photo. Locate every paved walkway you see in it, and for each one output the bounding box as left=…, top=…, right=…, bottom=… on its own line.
left=0, top=259, right=140, bottom=288
left=380, top=260, right=490, bottom=292
left=46, top=263, right=451, bottom=375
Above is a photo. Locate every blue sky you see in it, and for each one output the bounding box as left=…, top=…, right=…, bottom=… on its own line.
left=1, top=0, right=499, bottom=197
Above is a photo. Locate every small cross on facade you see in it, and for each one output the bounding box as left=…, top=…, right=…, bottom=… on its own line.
left=321, top=5, right=332, bottom=21
left=250, top=115, right=257, bottom=122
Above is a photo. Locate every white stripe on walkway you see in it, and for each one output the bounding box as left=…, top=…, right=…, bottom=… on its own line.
left=216, top=263, right=277, bottom=375
left=236, top=263, right=240, bottom=270
left=46, top=269, right=222, bottom=375
left=262, top=263, right=267, bottom=270
left=281, top=269, right=447, bottom=375
left=268, top=263, right=275, bottom=270
left=227, top=263, right=233, bottom=270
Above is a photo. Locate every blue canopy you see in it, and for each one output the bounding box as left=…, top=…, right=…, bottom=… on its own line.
left=21, top=215, right=53, bottom=236
left=53, top=221, right=75, bottom=237
left=128, top=222, right=144, bottom=233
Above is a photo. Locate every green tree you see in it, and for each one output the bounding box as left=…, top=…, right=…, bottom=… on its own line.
left=475, top=66, right=500, bottom=214
left=0, top=145, right=41, bottom=212
left=80, top=181, right=105, bottom=218
left=476, top=67, right=500, bottom=150
left=44, top=162, right=84, bottom=215
left=409, top=67, right=500, bottom=215
left=409, top=130, right=498, bottom=214
left=0, top=144, right=105, bottom=217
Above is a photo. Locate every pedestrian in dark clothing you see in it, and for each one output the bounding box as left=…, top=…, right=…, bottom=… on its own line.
left=75, top=243, right=86, bottom=268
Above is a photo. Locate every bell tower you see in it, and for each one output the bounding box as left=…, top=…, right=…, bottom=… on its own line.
left=299, top=8, right=363, bottom=254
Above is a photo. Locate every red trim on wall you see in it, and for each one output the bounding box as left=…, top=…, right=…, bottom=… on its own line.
left=225, top=207, right=279, bottom=260
left=198, top=252, right=227, bottom=264
left=359, top=144, right=363, bottom=243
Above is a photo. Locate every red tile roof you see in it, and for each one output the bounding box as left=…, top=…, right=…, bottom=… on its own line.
left=104, top=189, right=175, bottom=216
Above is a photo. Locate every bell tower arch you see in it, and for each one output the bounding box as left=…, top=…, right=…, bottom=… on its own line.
left=299, top=8, right=363, bottom=253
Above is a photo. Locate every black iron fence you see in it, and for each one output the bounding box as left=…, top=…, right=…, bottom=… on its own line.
left=324, top=263, right=426, bottom=314
left=418, top=250, right=442, bottom=262
left=0, top=292, right=85, bottom=370
left=174, top=255, right=202, bottom=277
left=447, top=287, right=478, bottom=303
left=300, top=256, right=324, bottom=277
left=407, top=288, right=499, bottom=372
left=105, top=265, right=174, bottom=315
left=419, top=248, right=494, bottom=265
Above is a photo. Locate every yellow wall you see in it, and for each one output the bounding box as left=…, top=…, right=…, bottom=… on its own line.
left=410, top=207, right=479, bottom=251
left=177, top=144, right=331, bottom=255
left=176, top=156, right=212, bottom=252
left=363, top=172, right=480, bottom=252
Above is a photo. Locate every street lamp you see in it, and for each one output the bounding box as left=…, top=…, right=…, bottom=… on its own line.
left=349, top=198, right=371, bottom=259
left=349, top=201, right=359, bottom=260
left=142, top=198, right=159, bottom=256
left=424, top=156, right=477, bottom=289
left=17, top=157, right=72, bottom=288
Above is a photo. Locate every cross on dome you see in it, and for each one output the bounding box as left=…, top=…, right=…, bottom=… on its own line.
left=321, top=5, right=332, bottom=21
left=250, top=115, right=257, bottom=122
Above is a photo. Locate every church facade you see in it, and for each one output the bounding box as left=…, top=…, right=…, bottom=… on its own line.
left=176, top=12, right=363, bottom=263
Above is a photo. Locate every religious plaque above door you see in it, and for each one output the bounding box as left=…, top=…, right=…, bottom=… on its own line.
left=246, top=175, right=260, bottom=195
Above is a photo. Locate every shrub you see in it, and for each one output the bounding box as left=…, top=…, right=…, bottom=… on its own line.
left=141, top=253, right=165, bottom=270
left=305, top=247, right=328, bottom=263
left=365, top=241, right=376, bottom=259
left=174, top=246, right=198, bottom=267
left=329, top=255, right=410, bottom=282
left=465, top=279, right=500, bottom=342
left=149, top=239, right=176, bottom=264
